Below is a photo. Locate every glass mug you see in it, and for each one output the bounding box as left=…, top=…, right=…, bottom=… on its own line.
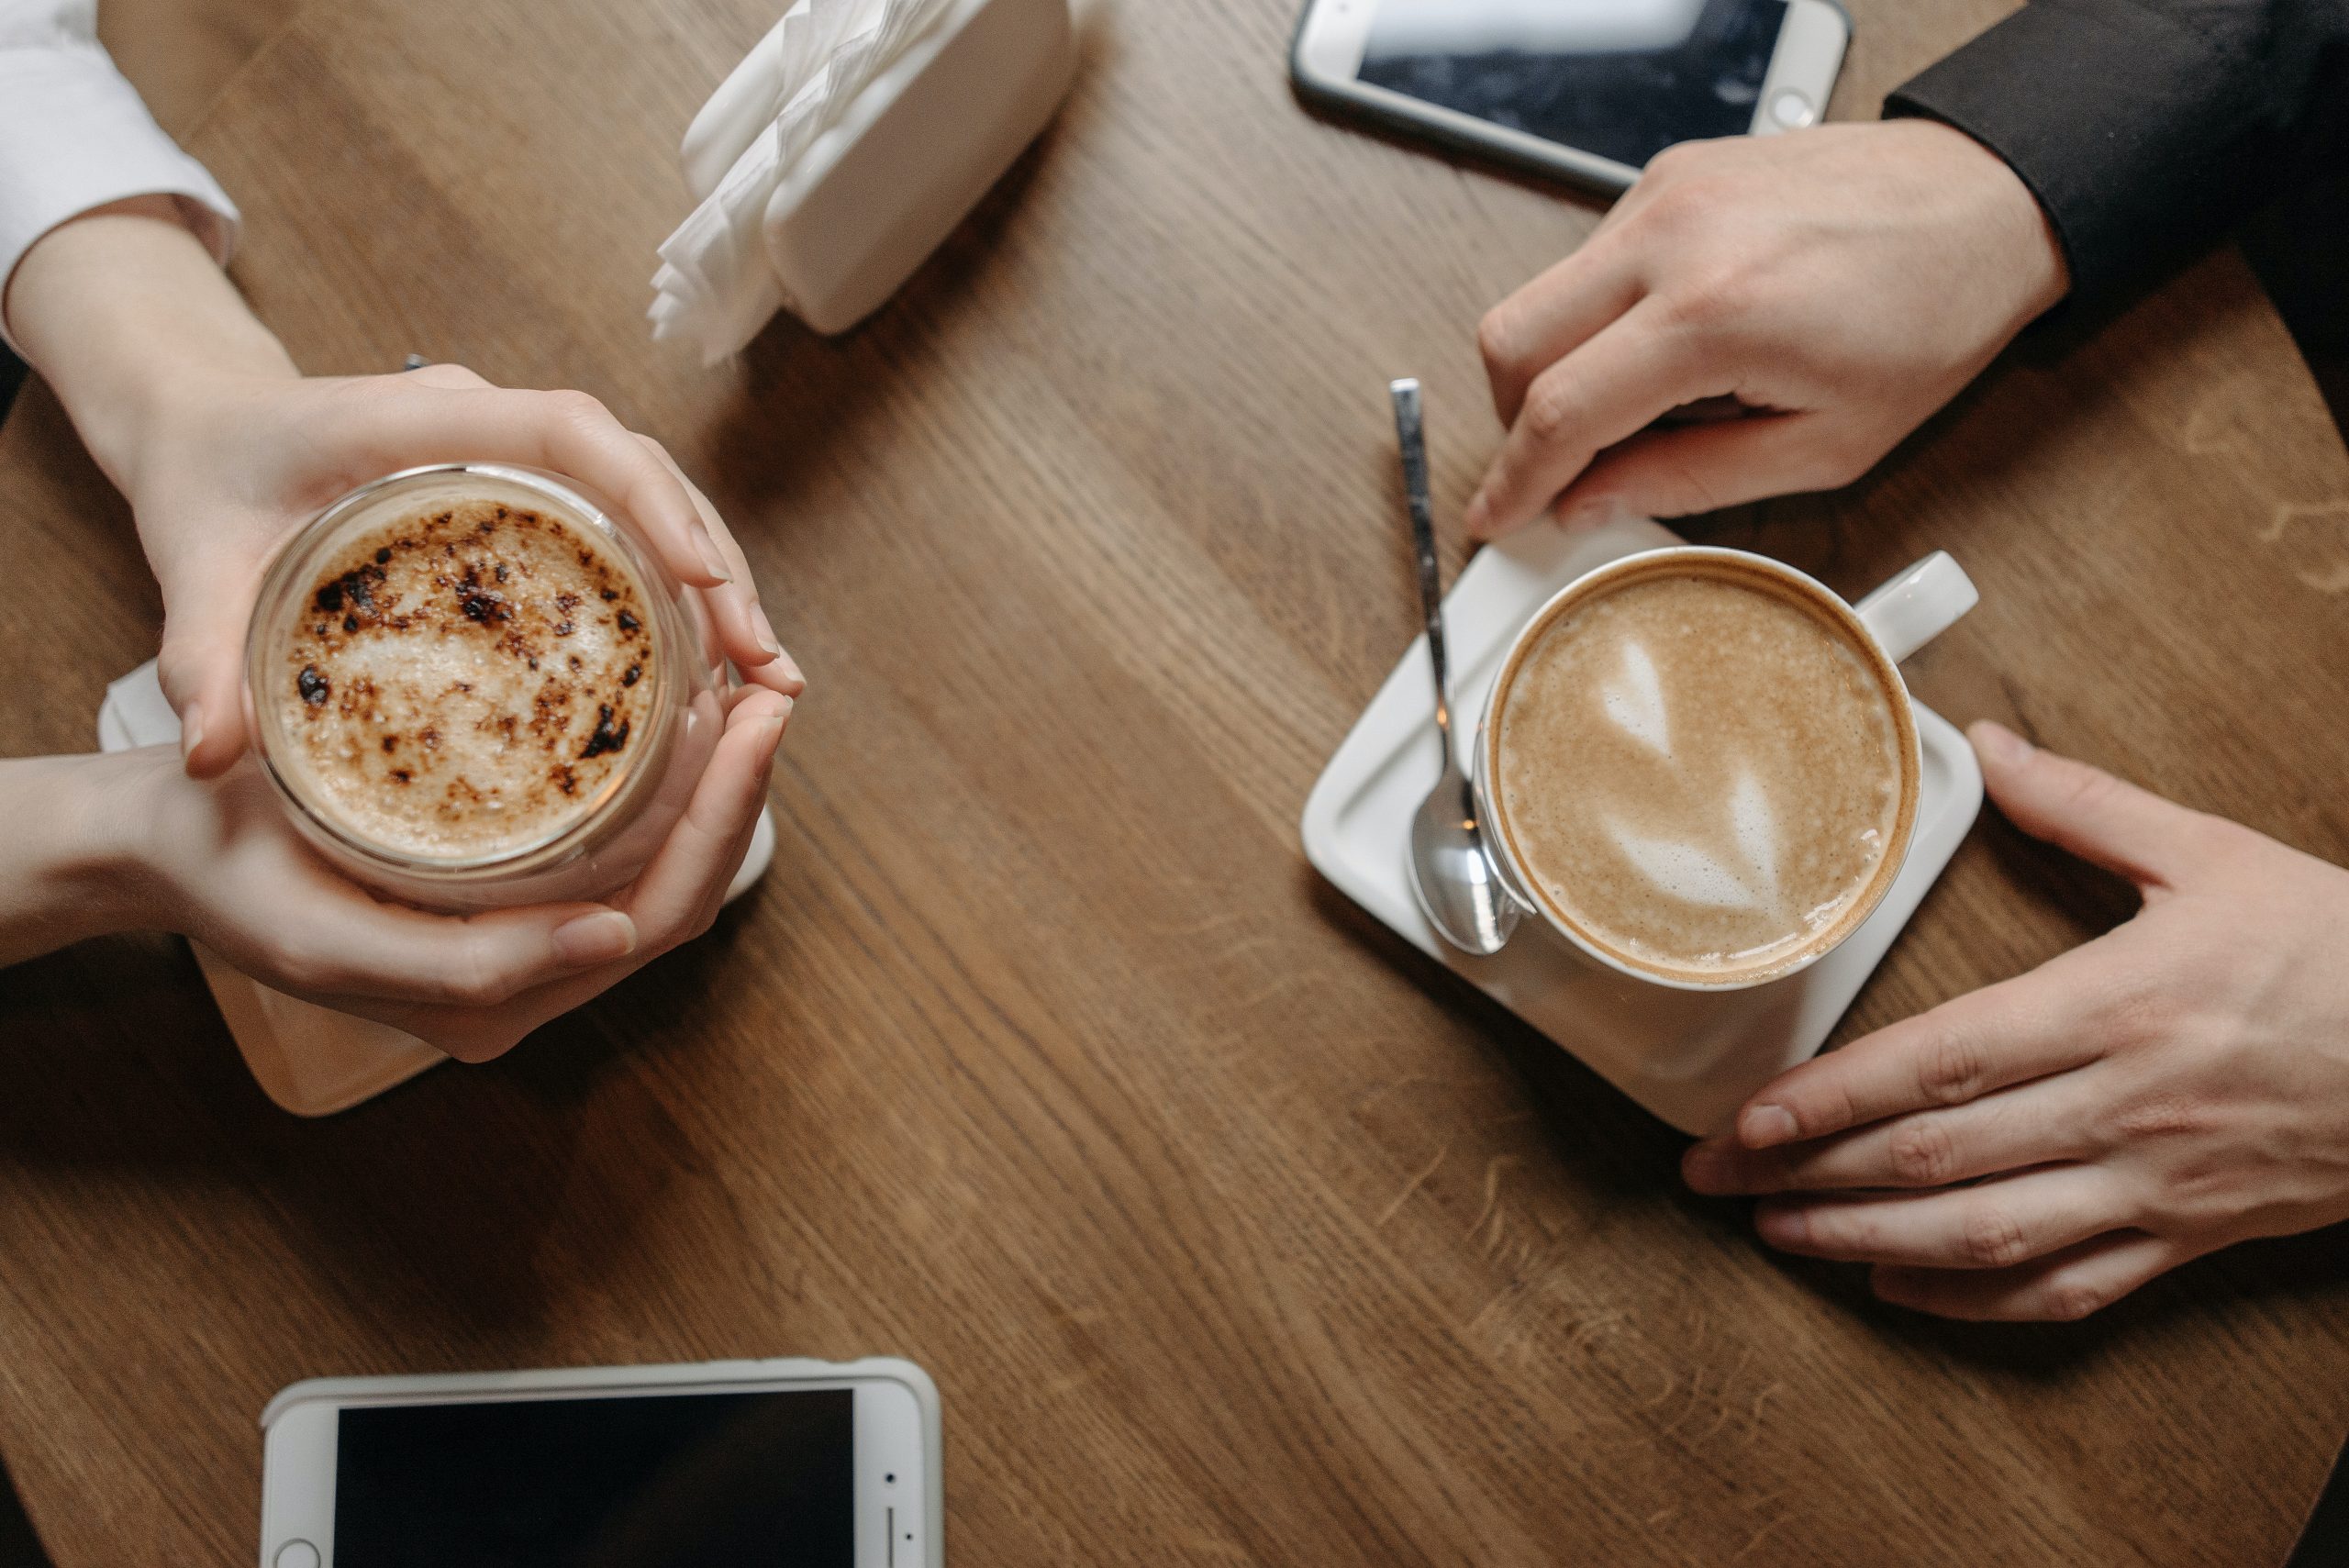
left=1468, top=546, right=1978, bottom=991
left=243, top=463, right=728, bottom=912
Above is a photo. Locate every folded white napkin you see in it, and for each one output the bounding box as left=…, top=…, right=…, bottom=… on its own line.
left=651, top=0, right=958, bottom=362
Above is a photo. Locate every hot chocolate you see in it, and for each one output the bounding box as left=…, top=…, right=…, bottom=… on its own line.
left=1490, top=557, right=1911, bottom=985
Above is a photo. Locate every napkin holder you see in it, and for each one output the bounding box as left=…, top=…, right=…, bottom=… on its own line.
left=96, top=661, right=776, bottom=1117
left=766, top=0, right=1075, bottom=334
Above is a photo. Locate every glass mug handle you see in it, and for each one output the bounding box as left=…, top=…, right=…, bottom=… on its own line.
left=1854, top=551, right=1978, bottom=663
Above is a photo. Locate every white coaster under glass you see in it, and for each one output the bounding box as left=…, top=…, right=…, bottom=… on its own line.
left=1300, top=517, right=1983, bottom=1136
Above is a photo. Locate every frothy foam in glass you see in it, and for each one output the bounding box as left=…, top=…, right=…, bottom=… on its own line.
left=269, top=497, right=658, bottom=862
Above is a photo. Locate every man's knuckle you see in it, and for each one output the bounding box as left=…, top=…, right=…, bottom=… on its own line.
left=2041, top=1279, right=2111, bottom=1322
left=1654, top=270, right=1731, bottom=331
left=2116, top=1091, right=2207, bottom=1142
left=1477, top=306, right=1524, bottom=376
left=1658, top=259, right=1767, bottom=345
left=1640, top=170, right=1720, bottom=230
left=2098, top=974, right=2177, bottom=1049
left=1520, top=378, right=1584, bottom=445
left=1887, top=1118, right=1957, bottom=1185
left=1959, top=1204, right=2032, bottom=1269
left=1915, top=1029, right=1987, bottom=1106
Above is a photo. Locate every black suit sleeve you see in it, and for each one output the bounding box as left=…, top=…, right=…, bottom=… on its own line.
left=1883, top=0, right=2349, bottom=312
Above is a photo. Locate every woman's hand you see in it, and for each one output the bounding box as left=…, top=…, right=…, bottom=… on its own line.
left=64, top=686, right=794, bottom=1062
left=4, top=204, right=803, bottom=780
left=1683, top=723, right=2349, bottom=1321
left=1465, top=120, right=2070, bottom=539
left=128, top=362, right=804, bottom=778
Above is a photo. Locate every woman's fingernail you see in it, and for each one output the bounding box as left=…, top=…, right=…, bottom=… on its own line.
left=1972, top=720, right=2032, bottom=767
left=763, top=698, right=792, bottom=744
left=1741, top=1104, right=1798, bottom=1148
left=179, top=703, right=206, bottom=763
left=1682, top=1143, right=1730, bottom=1192
left=692, top=530, right=733, bottom=584
left=753, top=609, right=806, bottom=685
left=751, top=606, right=789, bottom=662
left=554, top=910, right=637, bottom=965
left=1756, top=1203, right=1809, bottom=1248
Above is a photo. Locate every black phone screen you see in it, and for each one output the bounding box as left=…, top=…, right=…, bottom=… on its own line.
left=1353, top=0, right=1792, bottom=170
left=333, top=1389, right=855, bottom=1568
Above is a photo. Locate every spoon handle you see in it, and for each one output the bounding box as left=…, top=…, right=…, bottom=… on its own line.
left=1389, top=379, right=1453, bottom=751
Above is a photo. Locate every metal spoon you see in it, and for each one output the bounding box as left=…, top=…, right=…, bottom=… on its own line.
left=1391, top=379, right=1519, bottom=956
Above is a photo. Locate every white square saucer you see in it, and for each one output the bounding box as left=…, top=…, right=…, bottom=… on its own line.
left=1300, top=517, right=1983, bottom=1136
left=96, top=660, right=775, bottom=1116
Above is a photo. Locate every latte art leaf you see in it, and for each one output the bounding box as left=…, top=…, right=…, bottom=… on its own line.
left=1604, top=768, right=1784, bottom=913
left=1729, top=768, right=1779, bottom=900
left=1599, top=641, right=1671, bottom=756
left=1601, top=823, right=1769, bottom=910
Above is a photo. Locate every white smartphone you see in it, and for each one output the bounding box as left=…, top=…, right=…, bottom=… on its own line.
left=1292, top=0, right=1851, bottom=193
left=257, top=1358, right=941, bottom=1568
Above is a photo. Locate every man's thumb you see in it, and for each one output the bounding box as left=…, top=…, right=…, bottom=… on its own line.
left=1970, top=721, right=2206, bottom=891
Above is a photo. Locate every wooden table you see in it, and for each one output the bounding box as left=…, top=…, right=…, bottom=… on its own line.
left=4, top=0, right=2347, bottom=1562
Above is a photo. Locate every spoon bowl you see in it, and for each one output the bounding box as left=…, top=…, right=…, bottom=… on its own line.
left=1409, top=762, right=1519, bottom=955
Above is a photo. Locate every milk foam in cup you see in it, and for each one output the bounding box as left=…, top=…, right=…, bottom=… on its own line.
left=245, top=464, right=727, bottom=912
left=1471, top=547, right=1976, bottom=992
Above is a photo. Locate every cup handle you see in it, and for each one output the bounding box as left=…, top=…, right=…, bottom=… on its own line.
left=1855, top=551, right=1978, bottom=663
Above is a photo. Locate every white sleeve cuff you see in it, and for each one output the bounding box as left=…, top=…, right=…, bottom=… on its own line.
left=0, top=39, right=241, bottom=355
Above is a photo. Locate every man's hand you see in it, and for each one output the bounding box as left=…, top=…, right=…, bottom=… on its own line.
left=1683, top=723, right=2349, bottom=1321
left=1466, top=121, right=2069, bottom=539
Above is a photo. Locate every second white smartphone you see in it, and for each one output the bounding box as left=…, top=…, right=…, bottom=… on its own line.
left=1293, top=0, right=1853, bottom=194
left=258, top=1358, right=941, bottom=1568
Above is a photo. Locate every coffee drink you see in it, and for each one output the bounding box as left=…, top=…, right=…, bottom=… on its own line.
left=1489, top=557, right=1913, bottom=985
left=268, top=496, right=659, bottom=862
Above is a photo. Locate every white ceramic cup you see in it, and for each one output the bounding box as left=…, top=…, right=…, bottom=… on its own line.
left=1470, top=547, right=1978, bottom=992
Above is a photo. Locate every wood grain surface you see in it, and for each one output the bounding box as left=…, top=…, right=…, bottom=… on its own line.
left=4, top=0, right=2348, bottom=1563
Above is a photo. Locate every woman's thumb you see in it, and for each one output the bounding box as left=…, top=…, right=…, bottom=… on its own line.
left=157, top=612, right=252, bottom=779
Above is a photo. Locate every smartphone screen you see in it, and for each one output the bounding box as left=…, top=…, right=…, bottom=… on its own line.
left=1353, top=0, right=1792, bottom=169
left=332, top=1388, right=854, bottom=1567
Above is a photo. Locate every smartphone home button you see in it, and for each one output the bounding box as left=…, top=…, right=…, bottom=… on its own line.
left=1768, top=89, right=1817, bottom=128
left=273, top=1542, right=321, bottom=1568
